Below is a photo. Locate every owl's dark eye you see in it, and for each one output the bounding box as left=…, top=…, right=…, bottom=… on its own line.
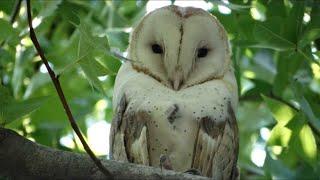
left=197, top=48, right=208, bottom=58
left=151, top=44, right=163, bottom=54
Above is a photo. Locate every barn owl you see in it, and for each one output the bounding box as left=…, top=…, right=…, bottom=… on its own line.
left=110, top=5, right=239, bottom=179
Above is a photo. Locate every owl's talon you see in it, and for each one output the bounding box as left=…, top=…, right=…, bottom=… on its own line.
left=184, top=168, right=202, bottom=176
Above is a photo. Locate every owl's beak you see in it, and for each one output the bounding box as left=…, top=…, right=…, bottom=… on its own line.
left=170, top=66, right=183, bottom=90
left=172, top=77, right=182, bottom=90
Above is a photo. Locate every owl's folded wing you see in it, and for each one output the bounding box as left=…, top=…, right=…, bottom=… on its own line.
left=109, top=94, right=150, bottom=165
left=192, top=102, right=239, bottom=179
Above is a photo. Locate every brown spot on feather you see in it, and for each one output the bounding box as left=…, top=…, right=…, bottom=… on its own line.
left=200, top=116, right=226, bottom=138
left=166, top=104, right=180, bottom=124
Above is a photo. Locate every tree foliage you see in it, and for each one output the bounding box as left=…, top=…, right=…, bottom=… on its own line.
left=0, top=0, right=319, bottom=179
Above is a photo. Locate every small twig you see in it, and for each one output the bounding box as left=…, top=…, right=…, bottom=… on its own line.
left=25, top=0, right=112, bottom=178
left=110, top=49, right=140, bottom=63
left=10, top=0, right=22, bottom=24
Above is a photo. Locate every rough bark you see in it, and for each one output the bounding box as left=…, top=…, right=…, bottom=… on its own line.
left=0, top=128, right=209, bottom=180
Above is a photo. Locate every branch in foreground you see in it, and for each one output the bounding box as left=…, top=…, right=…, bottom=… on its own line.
left=25, top=0, right=111, bottom=178
left=0, top=128, right=209, bottom=180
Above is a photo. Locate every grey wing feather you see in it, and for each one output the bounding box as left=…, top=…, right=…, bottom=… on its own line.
left=109, top=95, right=128, bottom=161
left=192, top=102, right=239, bottom=179
left=110, top=94, right=150, bottom=165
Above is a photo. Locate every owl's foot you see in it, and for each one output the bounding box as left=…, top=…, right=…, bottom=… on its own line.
left=159, top=154, right=173, bottom=171
left=184, top=168, right=202, bottom=176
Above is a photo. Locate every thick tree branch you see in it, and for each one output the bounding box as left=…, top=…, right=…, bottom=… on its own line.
left=25, top=0, right=112, bottom=178
left=0, top=128, right=208, bottom=180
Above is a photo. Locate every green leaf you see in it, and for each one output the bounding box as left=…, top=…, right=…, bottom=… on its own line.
left=268, top=124, right=292, bottom=147
left=299, top=124, right=317, bottom=160
left=0, top=48, right=14, bottom=66
left=75, top=19, right=112, bottom=94
left=97, top=53, right=122, bottom=74
left=265, top=0, right=286, bottom=18
left=11, top=47, right=35, bottom=98
left=23, top=72, right=51, bottom=99
left=253, top=20, right=295, bottom=51
left=291, top=81, right=320, bottom=135
left=209, top=0, right=251, bottom=11
left=78, top=51, right=105, bottom=94
left=298, top=2, right=319, bottom=48
left=76, top=20, right=109, bottom=52
left=263, top=152, right=294, bottom=178
left=0, top=19, right=17, bottom=43
left=287, top=113, right=318, bottom=164
left=283, top=1, right=305, bottom=43
left=106, top=30, right=129, bottom=51
left=261, top=94, right=296, bottom=125
left=0, top=0, right=15, bottom=14
left=273, top=52, right=303, bottom=96
left=262, top=94, right=298, bottom=147
left=237, top=101, right=275, bottom=132
left=0, top=86, right=50, bottom=126
left=299, top=28, right=320, bottom=48
left=92, top=58, right=112, bottom=76
left=38, top=0, right=62, bottom=19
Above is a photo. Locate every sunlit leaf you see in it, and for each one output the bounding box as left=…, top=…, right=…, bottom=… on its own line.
left=261, top=94, right=296, bottom=125
left=291, top=81, right=320, bottom=134
left=299, top=124, right=317, bottom=160
left=268, top=124, right=292, bottom=147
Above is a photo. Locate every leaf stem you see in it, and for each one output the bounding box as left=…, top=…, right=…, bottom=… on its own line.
left=10, top=0, right=22, bottom=24
left=26, top=0, right=112, bottom=178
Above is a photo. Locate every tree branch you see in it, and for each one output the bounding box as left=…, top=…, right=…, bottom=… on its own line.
left=0, top=128, right=208, bottom=180
left=25, top=0, right=112, bottom=178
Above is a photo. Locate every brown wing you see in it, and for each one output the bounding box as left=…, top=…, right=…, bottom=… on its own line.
left=191, top=102, right=239, bottom=179
left=109, top=94, right=150, bottom=165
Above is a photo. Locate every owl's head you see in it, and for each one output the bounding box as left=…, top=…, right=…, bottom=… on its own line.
left=128, top=5, right=231, bottom=90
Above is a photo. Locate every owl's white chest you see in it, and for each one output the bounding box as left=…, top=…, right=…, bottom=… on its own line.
left=113, top=63, right=237, bottom=171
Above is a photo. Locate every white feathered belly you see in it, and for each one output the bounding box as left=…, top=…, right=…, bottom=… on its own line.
left=136, top=98, right=198, bottom=171
left=113, top=63, right=238, bottom=172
